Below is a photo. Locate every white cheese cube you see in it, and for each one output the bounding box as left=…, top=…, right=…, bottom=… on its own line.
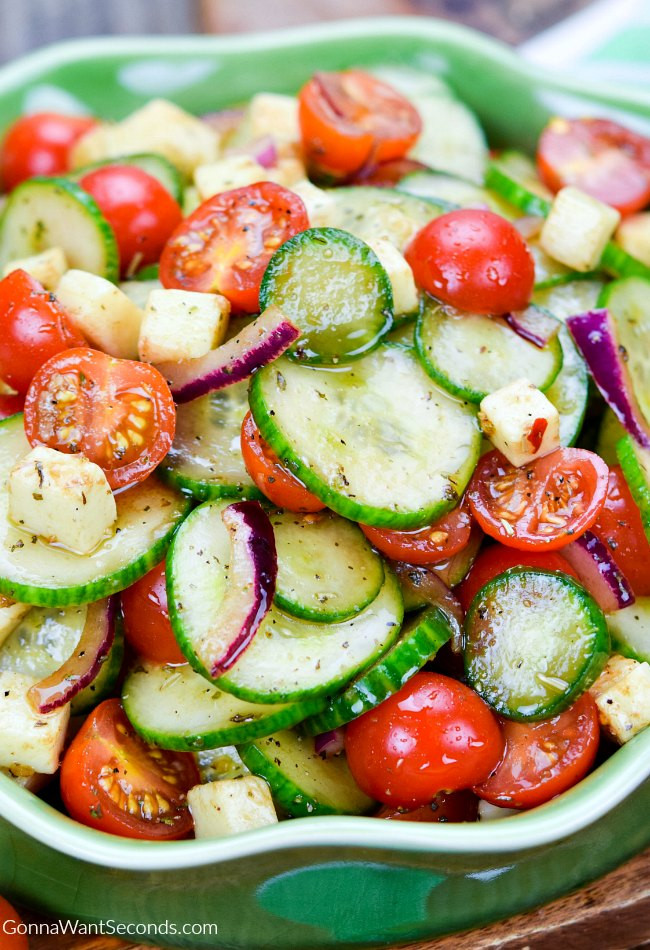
left=364, top=237, right=418, bottom=315
left=139, top=289, right=230, bottom=363
left=0, top=671, right=70, bottom=774
left=246, top=93, right=300, bottom=146
left=290, top=179, right=336, bottom=227
left=616, top=212, right=650, bottom=267
left=590, top=654, right=650, bottom=744
left=267, top=156, right=306, bottom=188
left=8, top=447, right=117, bottom=556
left=0, top=601, right=31, bottom=650
left=55, top=269, right=143, bottom=359
left=540, top=186, right=620, bottom=272
left=71, top=99, right=221, bottom=177
left=479, top=378, right=561, bottom=468
left=194, top=155, right=266, bottom=201
left=3, top=247, right=68, bottom=290
left=188, top=776, right=278, bottom=838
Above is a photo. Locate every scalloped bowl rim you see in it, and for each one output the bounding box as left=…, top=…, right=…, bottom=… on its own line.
left=0, top=17, right=649, bottom=872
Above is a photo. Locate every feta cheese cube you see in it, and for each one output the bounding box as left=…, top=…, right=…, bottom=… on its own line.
left=589, top=654, right=650, bottom=744
left=479, top=378, right=561, bottom=468
left=364, top=237, right=418, bottom=315
left=188, top=776, right=278, bottom=838
left=9, top=447, right=117, bottom=555
left=194, top=155, right=266, bottom=201
left=70, top=99, right=221, bottom=177
left=139, top=289, right=230, bottom=363
left=0, top=671, right=70, bottom=774
left=540, top=186, right=621, bottom=272
left=3, top=247, right=68, bottom=290
left=290, top=179, right=336, bottom=227
left=267, top=156, right=306, bottom=188
left=616, top=212, right=650, bottom=267
left=246, top=93, right=300, bottom=146
left=55, top=269, right=143, bottom=359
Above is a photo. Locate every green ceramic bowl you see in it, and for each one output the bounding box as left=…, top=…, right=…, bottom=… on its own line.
left=1, top=19, right=650, bottom=949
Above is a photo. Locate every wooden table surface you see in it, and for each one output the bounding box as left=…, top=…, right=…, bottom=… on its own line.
left=6, top=1, right=648, bottom=948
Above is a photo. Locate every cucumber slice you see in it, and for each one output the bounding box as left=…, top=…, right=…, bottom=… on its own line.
left=545, top=326, right=589, bottom=446
left=465, top=568, right=609, bottom=721
left=405, top=95, right=487, bottom=184
left=607, top=598, right=650, bottom=663
left=259, top=227, right=393, bottom=364
left=270, top=510, right=384, bottom=622
left=303, top=607, right=453, bottom=735
left=0, top=604, right=87, bottom=677
left=70, top=620, right=124, bottom=715
left=157, top=380, right=262, bottom=502
left=239, top=729, right=374, bottom=816
left=617, top=434, right=650, bottom=543
left=122, top=661, right=324, bottom=752
left=71, top=153, right=184, bottom=203
left=169, top=502, right=403, bottom=701
left=398, top=170, right=516, bottom=219
left=385, top=320, right=416, bottom=347
left=597, top=409, right=627, bottom=466
left=0, top=177, right=119, bottom=281
left=533, top=278, right=606, bottom=322
left=598, top=277, right=650, bottom=427
left=416, top=299, right=563, bottom=404
left=0, top=415, right=190, bottom=606
left=249, top=346, right=480, bottom=529
left=528, top=240, right=591, bottom=290
left=323, top=186, right=447, bottom=251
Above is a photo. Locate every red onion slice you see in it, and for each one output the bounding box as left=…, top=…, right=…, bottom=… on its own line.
left=28, top=599, right=116, bottom=714
left=562, top=530, right=635, bottom=613
left=314, top=729, right=345, bottom=758
left=391, top=561, right=465, bottom=653
left=504, top=305, right=561, bottom=349
left=158, top=306, right=299, bottom=403
left=567, top=308, right=650, bottom=450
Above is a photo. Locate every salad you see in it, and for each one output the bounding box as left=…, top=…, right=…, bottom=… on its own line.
left=0, top=65, right=648, bottom=842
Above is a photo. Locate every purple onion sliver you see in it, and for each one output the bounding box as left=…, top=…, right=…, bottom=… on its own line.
left=504, top=305, right=561, bottom=349
left=562, top=530, right=634, bottom=613
left=314, top=729, right=345, bottom=758
left=250, top=136, right=278, bottom=169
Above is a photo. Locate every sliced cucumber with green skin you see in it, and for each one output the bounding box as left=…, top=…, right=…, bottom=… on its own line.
left=303, top=607, right=453, bottom=735
left=598, top=277, right=650, bottom=427
left=0, top=604, right=87, bottom=677
left=533, top=278, right=606, bottom=322
left=122, top=661, right=324, bottom=752
left=617, top=434, right=650, bottom=543
left=546, top=326, right=589, bottom=446
left=239, top=730, right=374, bottom=816
left=0, top=177, right=119, bottom=281
left=249, top=346, right=480, bottom=529
left=70, top=153, right=184, bottom=203
left=384, top=320, right=416, bottom=348
left=0, top=415, right=190, bottom=606
left=597, top=410, right=627, bottom=467
left=607, top=598, right=650, bottom=663
left=259, top=227, right=393, bottom=364
left=323, top=186, right=448, bottom=251
left=416, top=298, right=563, bottom=404
left=71, top=620, right=124, bottom=715
left=397, top=170, right=515, bottom=218
left=157, top=380, right=262, bottom=502
left=465, top=568, right=609, bottom=721
left=270, top=510, right=384, bottom=622
left=527, top=241, right=599, bottom=291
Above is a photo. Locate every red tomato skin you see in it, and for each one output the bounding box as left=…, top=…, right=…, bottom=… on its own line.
left=0, top=896, right=28, bottom=950
left=457, top=544, right=580, bottom=612
left=405, top=209, right=535, bottom=315
left=0, top=269, right=85, bottom=394
left=375, top=789, right=478, bottom=823
left=0, top=394, right=24, bottom=418
left=79, top=165, right=183, bottom=277
left=121, top=561, right=186, bottom=665
left=474, top=693, right=600, bottom=809
left=591, top=466, right=650, bottom=597
left=345, top=672, right=504, bottom=808
left=0, top=112, right=97, bottom=190
left=360, top=502, right=473, bottom=565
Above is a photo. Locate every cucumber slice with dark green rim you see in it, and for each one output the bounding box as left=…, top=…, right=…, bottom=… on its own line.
left=303, top=606, right=453, bottom=735
left=122, top=661, right=324, bottom=752
left=270, top=510, right=384, bottom=622
left=596, top=410, right=627, bottom=467
left=250, top=346, right=480, bottom=530
left=416, top=298, right=563, bottom=404
left=157, top=380, right=262, bottom=502
left=607, top=598, right=650, bottom=663
left=70, top=153, right=184, bottom=203
left=259, top=227, right=393, bottom=364
left=397, top=170, right=516, bottom=218
left=617, top=434, right=650, bottom=544
left=546, top=326, right=589, bottom=447
left=71, top=620, right=124, bottom=715
left=0, top=415, right=190, bottom=606
left=528, top=241, right=595, bottom=291
left=465, top=568, right=609, bottom=721
left=0, top=177, right=119, bottom=281
left=533, top=278, right=606, bottom=322
left=324, top=186, right=448, bottom=250
left=239, top=730, right=374, bottom=816
left=0, top=604, right=87, bottom=678
left=598, top=277, right=650, bottom=427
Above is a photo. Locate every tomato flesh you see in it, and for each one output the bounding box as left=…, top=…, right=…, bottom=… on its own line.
left=474, top=693, right=600, bottom=809
left=591, top=465, right=650, bottom=596
left=360, top=501, right=473, bottom=565
left=160, top=182, right=309, bottom=313
left=405, top=209, right=535, bottom=315
left=24, top=347, right=176, bottom=490
left=121, top=560, right=186, bottom=665
left=467, top=448, right=609, bottom=551
left=375, top=789, right=478, bottom=823
left=60, top=699, right=198, bottom=839
left=345, top=672, right=503, bottom=808
left=0, top=112, right=97, bottom=190
left=0, top=896, right=27, bottom=950
left=457, top=544, right=579, bottom=612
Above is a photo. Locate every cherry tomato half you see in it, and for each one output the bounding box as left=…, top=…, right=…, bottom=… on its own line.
left=0, top=896, right=27, bottom=950
left=474, top=692, right=600, bottom=809
left=375, top=789, right=478, bottom=823
left=160, top=182, right=309, bottom=313
left=0, top=269, right=85, bottom=394
left=360, top=500, right=473, bottom=565
left=467, top=448, right=609, bottom=551
left=405, top=209, right=535, bottom=315
left=241, top=411, right=325, bottom=512
left=457, top=544, right=579, bottom=612
left=121, top=561, right=186, bottom=665
left=591, top=465, right=650, bottom=597
left=0, top=111, right=97, bottom=191
left=60, top=699, right=199, bottom=839
left=24, top=347, right=176, bottom=490
left=537, top=117, right=650, bottom=216
left=345, top=672, right=503, bottom=808
left=298, top=70, right=421, bottom=179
